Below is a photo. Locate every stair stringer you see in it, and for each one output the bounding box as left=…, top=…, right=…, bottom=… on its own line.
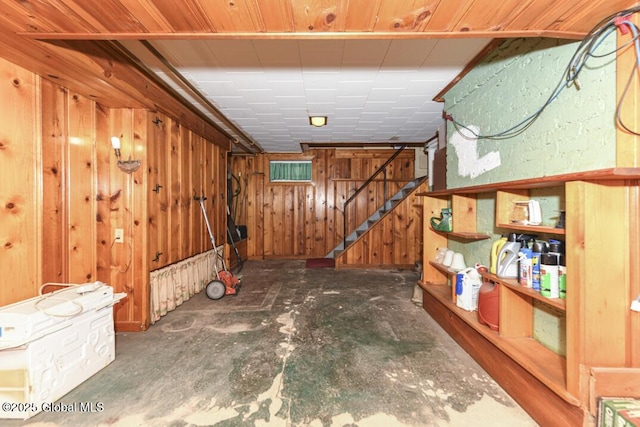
left=334, top=176, right=429, bottom=269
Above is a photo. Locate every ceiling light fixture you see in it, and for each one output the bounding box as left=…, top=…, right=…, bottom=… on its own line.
left=309, top=116, right=327, bottom=127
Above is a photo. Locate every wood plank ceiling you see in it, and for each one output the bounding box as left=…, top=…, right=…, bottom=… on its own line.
left=0, top=0, right=637, bottom=152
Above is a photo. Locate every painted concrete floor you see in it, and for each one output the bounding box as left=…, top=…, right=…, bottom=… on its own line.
left=11, top=260, right=538, bottom=427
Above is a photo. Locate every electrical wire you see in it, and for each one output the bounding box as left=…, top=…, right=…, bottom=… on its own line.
left=448, top=6, right=640, bottom=141
left=36, top=283, right=85, bottom=318
left=615, top=19, right=640, bottom=135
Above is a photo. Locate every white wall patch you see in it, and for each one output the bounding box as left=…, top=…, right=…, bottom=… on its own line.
left=450, top=126, right=501, bottom=179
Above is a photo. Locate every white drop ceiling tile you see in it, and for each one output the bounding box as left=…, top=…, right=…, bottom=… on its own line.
left=362, top=101, right=395, bottom=113
left=381, top=39, right=438, bottom=69
left=257, top=115, right=286, bottom=123
left=274, top=96, right=307, bottom=109
left=402, top=79, right=448, bottom=95
left=154, top=40, right=223, bottom=67
left=302, top=70, right=342, bottom=87
left=235, top=117, right=262, bottom=127
left=237, top=89, right=275, bottom=103
left=224, top=71, right=267, bottom=87
left=423, top=39, right=491, bottom=66
left=299, top=39, right=345, bottom=55
left=268, top=80, right=306, bottom=94
left=388, top=107, right=419, bottom=118
left=367, top=88, right=402, bottom=102
left=373, top=71, right=417, bottom=89
left=339, top=68, right=381, bottom=81
left=394, top=95, right=429, bottom=109
left=379, top=116, right=409, bottom=126
left=335, top=96, right=367, bottom=108
left=142, top=37, right=488, bottom=152
left=222, top=108, right=257, bottom=119
left=420, top=102, right=446, bottom=113
left=305, top=90, right=339, bottom=104
left=266, top=70, right=304, bottom=83
left=253, top=40, right=302, bottom=66
left=197, top=81, right=239, bottom=97
left=332, top=114, right=361, bottom=123
left=247, top=103, right=280, bottom=114
left=181, top=68, right=229, bottom=82
left=342, top=40, right=390, bottom=65
left=214, top=96, right=248, bottom=109
left=336, top=80, right=375, bottom=96
left=300, top=55, right=344, bottom=69
left=414, top=110, right=442, bottom=120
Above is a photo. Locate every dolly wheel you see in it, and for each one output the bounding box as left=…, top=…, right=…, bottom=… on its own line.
left=206, top=280, right=226, bottom=300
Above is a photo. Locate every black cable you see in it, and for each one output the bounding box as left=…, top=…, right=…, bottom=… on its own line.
left=616, top=48, right=640, bottom=136
left=449, top=7, right=640, bottom=141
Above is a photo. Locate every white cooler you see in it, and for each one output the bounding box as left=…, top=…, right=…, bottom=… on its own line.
left=0, top=282, right=125, bottom=419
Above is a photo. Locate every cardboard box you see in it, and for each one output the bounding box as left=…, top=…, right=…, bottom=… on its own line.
left=618, top=409, right=640, bottom=427
left=599, top=398, right=640, bottom=427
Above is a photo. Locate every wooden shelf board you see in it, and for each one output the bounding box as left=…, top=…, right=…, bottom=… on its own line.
left=481, top=272, right=566, bottom=311
left=420, top=282, right=578, bottom=406
left=431, top=228, right=491, bottom=240
left=496, top=223, right=566, bottom=235
left=416, top=167, right=640, bottom=197
left=429, top=260, right=459, bottom=277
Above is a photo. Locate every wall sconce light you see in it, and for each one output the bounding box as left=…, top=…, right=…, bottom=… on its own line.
left=309, top=116, right=327, bottom=127
left=111, top=136, right=141, bottom=174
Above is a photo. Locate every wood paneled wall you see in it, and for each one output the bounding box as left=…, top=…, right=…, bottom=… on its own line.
left=0, top=57, right=228, bottom=331
left=230, top=148, right=422, bottom=265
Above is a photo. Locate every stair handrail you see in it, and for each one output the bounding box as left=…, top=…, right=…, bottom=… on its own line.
left=342, top=144, right=407, bottom=252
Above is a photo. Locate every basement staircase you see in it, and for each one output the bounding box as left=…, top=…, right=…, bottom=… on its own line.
left=326, top=175, right=428, bottom=259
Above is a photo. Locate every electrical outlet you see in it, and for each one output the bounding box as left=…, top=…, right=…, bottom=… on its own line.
left=114, top=228, right=124, bottom=243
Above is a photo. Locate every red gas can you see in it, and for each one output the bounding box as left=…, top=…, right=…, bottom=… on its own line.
left=477, top=280, right=500, bottom=331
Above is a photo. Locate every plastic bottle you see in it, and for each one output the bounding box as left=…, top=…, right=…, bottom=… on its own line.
left=531, top=241, right=549, bottom=291
left=518, top=247, right=533, bottom=287
left=559, top=254, right=566, bottom=299
left=540, top=253, right=559, bottom=298
left=490, top=235, right=508, bottom=274
left=496, top=234, right=521, bottom=279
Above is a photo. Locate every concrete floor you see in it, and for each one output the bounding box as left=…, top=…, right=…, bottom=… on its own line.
left=11, top=260, right=537, bottom=427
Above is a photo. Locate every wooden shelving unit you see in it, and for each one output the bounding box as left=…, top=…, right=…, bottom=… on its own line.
left=481, top=272, right=566, bottom=312
left=419, top=168, right=640, bottom=426
left=431, top=228, right=491, bottom=240
left=418, top=281, right=576, bottom=405
left=495, top=223, right=566, bottom=235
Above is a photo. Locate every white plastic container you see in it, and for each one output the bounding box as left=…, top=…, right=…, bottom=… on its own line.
left=0, top=282, right=125, bottom=419
left=456, top=268, right=482, bottom=312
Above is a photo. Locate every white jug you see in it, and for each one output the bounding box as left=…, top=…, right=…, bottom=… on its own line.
left=456, top=268, right=482, bottom=311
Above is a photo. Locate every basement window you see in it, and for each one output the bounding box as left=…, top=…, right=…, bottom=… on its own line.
left=269, top=160, right=312, bottom=182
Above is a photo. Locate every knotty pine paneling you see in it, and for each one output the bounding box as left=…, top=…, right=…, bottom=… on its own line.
left=0, top=59, right=42, bottom=304
left=1, top=0, right=624, bottom=38
left=230, top=149, right=418, bottom=264
left=67, top=92, right=98, bottom=284
left=180, top=131, right=193, bottom=257
left=0, top=57, right=228, bottom=332
left=169, top=120, right=182, bottom=264
left=147, top=111, right=170, bottom=268
left=108, top=108, right=149, bottom=331
left=41, top=80, right=68, bottom=285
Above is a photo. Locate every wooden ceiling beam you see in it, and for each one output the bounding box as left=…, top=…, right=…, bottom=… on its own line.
left=19, top=30, right=585, bottom=41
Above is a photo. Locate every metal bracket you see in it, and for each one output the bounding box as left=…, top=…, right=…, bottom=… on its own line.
left=153, top=116, right=163, bottom=126
left=153, top=184, right=163, bottom=193
left=152, top=252, right=163, bottom=262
